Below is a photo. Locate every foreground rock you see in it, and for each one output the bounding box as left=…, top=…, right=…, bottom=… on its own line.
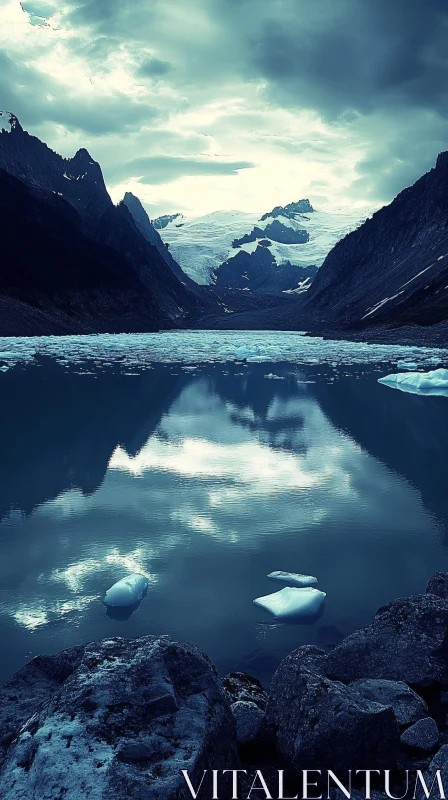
left=267, top=646, right=399, bottom=771
left=326, top=593, right=448, bottom=688
left=222, top=672, right=268, bottom=750
left=0, top=636, right=237, bottom=800
left=400, top=717, right=439, bottom=753
left=350, top=679, right=428, bottom=727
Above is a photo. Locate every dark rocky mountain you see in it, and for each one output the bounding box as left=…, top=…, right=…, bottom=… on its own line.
left=0, top=167, right=168, bottom=335
left=260, top=198, right=315, bottom=221
left=305, top=152, right=448, bottom=334
left=216, top=243, right=317, bottom=294
left=0, top=112, right=110, bottom=229
left=232, top=220, right=309, bottom=248
left=122, top=191, right=202, bottom=293
left=153, top=212, right=183, bottom=229
left=0, top=112, right=212, bottom=333
left=263, top=219, right=309, bottom=244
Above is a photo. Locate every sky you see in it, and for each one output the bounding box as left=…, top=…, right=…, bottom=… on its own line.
left=1, top=0, right=448, bottom=217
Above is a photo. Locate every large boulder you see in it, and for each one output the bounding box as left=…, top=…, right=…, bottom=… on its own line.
left=350, top=679, right=428, bottom=727
left=0, top=636, right=238, bottom=800
left=266, top=645, right=399, bottom=772
left=326, top=594, right=448, bottom=688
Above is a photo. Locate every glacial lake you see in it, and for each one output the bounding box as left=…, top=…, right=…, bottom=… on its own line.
left=1, top=330, right=448, bottom=688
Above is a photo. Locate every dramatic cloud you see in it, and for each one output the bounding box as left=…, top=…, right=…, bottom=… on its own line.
left=1, top=0, right=447, bottom=214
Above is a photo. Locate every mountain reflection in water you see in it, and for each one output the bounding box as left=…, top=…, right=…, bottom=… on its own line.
left=0, top=357, right=447, bottom=687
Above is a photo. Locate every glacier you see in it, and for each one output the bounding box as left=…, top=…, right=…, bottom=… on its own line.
left=378, top=367, right=448, bottom=396
left=253, top=586, right=326, bottom=621
left=103, top=574, right=148, bottom=607
left=157, top=206, right=374, bottom=285
left=267, top=571, right=318, bottom=587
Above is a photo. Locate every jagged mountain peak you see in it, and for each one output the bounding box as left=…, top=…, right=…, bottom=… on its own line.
left=260, top=199, right=315, bottom=222
left=0, top=111, right=23, bottom=134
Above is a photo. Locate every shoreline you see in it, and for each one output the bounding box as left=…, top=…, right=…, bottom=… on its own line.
left=1, top=574, right=448, bottom=797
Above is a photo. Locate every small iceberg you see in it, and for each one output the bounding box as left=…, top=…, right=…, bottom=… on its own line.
left=396, top=361, right=418, bottom=370
left=267, top=571, right=318, bottom=587
left=253, top=587, right=326, bottom=621
left=103, top=573, right=148, bottom=608
left=378, top=368, right=448, bottom=397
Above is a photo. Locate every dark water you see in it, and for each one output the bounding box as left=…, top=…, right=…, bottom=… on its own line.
left=1, top=354, right=448, bottom=688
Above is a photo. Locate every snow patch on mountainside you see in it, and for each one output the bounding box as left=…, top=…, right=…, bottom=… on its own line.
left=157, top=206, right=373, bottom=285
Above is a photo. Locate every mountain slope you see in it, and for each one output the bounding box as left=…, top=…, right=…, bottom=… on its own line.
left=0, top=168, right=166, bottom=335
left=305, top=152, right=448, bottom=332
left=0, top=111, right=211, bottom=329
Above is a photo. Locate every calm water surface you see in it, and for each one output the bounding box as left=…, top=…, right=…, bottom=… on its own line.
left=1, top=331, right=448, bottom=687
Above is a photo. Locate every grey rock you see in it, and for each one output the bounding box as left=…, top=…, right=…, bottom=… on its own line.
left=222, top=673, right=268, bottom=749
left=230, top=701, right=266, bottom=747
left=266, top=645, right=399, bottom=772
left=351, top=679, right=428, bottom=726
left=426, top=572, right=448, bottom=599
left=0, top=636, right=238, bottom=800
left=222, top=671, right=268, bottom=710
left=414, top=744, right=448, bottom=800
left=326, top=593, right=448, bottom=688
left=400, top=717, right=439, bottom=752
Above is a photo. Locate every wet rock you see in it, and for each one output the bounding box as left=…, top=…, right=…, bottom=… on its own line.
left=400, top=717, right=439, bottom=752
left=350, top=679, right=428, bottom=726
left=0, top=636, right=238, bottom=800
left=267, top=646, right=399, bottom=772
left=326, top=593, right=448, bottom=688
left=426, top=572, right=448, bottom=599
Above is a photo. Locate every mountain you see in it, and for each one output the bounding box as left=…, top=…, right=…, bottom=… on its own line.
left=0, top=167, right=165, bottom=335
left=157, top=205, right=371, bottom=290
left=122, top=191, right=202, bottom=292
left=0, top=111, right=210, bottom=333
left=216, top=245, right=317, bottom=294
left=304, top=152, right=448, bottom=335
left=260, top=198, right=315, bottom=221
left=153, top=213, right=183, bottom=229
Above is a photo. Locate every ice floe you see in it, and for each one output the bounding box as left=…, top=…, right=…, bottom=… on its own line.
left=103, top=573, right=148, bottom=607
left=253, top=586, right=326, bottom=621
left=0, top=331, right=446, bottom=370
left=379, top=368, right=448, bottom=397
left=396, top=361, right=418, bottom=370
left=267, top=571, right=318, bottom=587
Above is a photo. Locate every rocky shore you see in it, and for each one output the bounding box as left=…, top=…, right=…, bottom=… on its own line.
left=2, top=575, right=448, bottom=798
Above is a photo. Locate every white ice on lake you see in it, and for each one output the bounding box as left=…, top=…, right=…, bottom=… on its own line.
left=253, top=586, right=326, bottom=620
left=379, top=367, right=448, bottom=397
left=267, top=571, right=318, bottom=587
left=103, top=573, right=148, bottom=607
left=0, top=330, right=447, bottom=371
left=396, top=361, right=418, bottom=370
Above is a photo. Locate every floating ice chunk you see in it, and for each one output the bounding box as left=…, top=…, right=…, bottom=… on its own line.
left=0, top=366, right=9, bottom=372
left=268, top=571, right=318, bottom=587
left=264, top=373, right=285, bottom=380
left=379, top=368, right=448, bottom=396
left=253, top=587, right=326, bottom=621
left=397, top=361, right=418, bottom=370
left=103, top=573, right=148, bottom=607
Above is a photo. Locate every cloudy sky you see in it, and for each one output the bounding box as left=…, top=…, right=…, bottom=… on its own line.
left=1, top=0, right=448, bottom=216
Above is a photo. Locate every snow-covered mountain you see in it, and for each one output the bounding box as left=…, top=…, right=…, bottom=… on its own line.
left=156, top=203, right=373, bottom=286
